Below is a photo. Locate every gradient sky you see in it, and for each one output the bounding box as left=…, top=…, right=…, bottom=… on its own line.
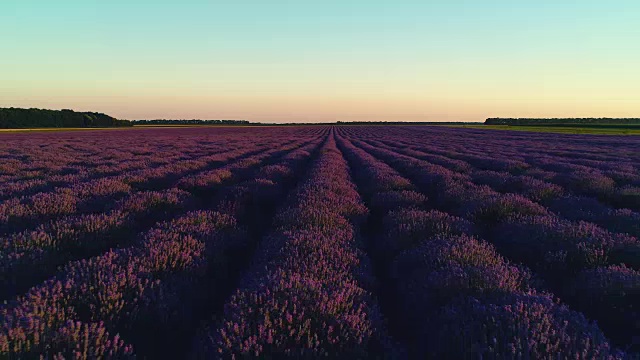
left=1, top=1, right=639, bottom=122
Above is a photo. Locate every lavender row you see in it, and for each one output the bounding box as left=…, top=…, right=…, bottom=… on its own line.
left=348, top=136, right=640, bottom=275
left=0, top=137, right=298, bottom=235
left=0, top=188, right=192, bottom=302
left=0, top=137, right=321, bottom=301
left=336, top=134, right=622, bottom=358
left=0, top=148, right=236, bottom=234
left=363, top=136, right=640, bottom=237
left=0, top=127, right=298, bottom=199
left=0, top=126, right=326, bottom=188
left=0, top=210, right=242, bottom=359
left=0, top=135, right=326, bottom=359
left=339, top=127, right=639, bottom=209
left=357, top=128, right=640, bottom=211
left=375, top=126, right=640, bottom=174
left=349, top=136, right=640, bottom=346
left=342, top=133, right=639, bottom=352
left=193, top=133, right=396, bottom=358
left=467, top=168, right=640, bottom=238
left=0, top=126, right=322, bottom=203
left=350, top=137, right=640, bottom=273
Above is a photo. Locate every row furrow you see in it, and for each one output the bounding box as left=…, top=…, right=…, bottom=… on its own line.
left=0, top=134, right=326, bottom=359
left=191, top=132, right=397, bottom=358
left=340, top=130, right=639, bottom=353
left=336, top=133, right=622, bottom=358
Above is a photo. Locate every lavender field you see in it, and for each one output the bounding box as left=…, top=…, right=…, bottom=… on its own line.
left=0, top=126, right=638, bottom=359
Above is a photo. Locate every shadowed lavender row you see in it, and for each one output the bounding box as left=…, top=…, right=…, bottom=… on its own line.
left=0, top=134, right=306, bottom=235
left=1, top=125, right=637, bottom=358
left=336, top=133, right=622, bottom=358
left=0, top=136, right=321, bottom=302
left=362, top=135, right=640, bottom=238
left=0, top=128, right=326, bottom=358
left=193, top=133, right=398, bottom=358
left=339, top=127, right=639, bottom=353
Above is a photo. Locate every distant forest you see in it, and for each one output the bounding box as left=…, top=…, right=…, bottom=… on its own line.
left=335, top=121, right=478, bottom=125
left=132, top=119, right=250, bottom=125
left=485, top=118, right=640, bottom=126
left=257, top=121, right=480, bottom=126
left=131, top=120, right=477, bottom=126
left=0, top=108, right=131, bottom=128
left=0, top=111, right=479, bottom=128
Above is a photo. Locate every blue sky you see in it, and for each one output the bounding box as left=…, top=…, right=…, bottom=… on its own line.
left=1, top=1, right=639, bottom=122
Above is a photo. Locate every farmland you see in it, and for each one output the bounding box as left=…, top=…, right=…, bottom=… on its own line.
left=0, top=126, right=639, bottom=359
left=450, top=124, right=640, bottom=135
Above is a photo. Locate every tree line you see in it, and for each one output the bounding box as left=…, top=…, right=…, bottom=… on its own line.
left=133, top=120, right=477, bottom=126
left=131, top=119, right=250, bottom=125
left=0, top=108, right=131, bottom=128
left=485, top=118, right=640, bottom=126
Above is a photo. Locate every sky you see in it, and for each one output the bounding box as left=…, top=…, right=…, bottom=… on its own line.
left=1, top=1, right=639, bottom=123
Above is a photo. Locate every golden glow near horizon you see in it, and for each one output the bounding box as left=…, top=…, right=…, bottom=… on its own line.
left=1, top=1, right=639, bottom=122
